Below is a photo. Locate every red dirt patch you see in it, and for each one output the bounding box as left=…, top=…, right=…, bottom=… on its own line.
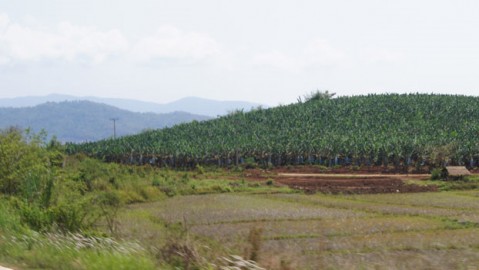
left=275, top=175, right=436, bottom=194
left=272, top=165, right=431, bottom=174
left=238, top=167, right=436, bottom=194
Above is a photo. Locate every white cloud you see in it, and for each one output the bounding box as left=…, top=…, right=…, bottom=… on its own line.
left=0, top=54, right=9, bottom=65
left=0, top=13, right=9, bottom=32
left=252, top=50, right=301, bottom=72
left=0, top=14, right=129, bottom=65
left=361, top=48, right=405, bottom=64
left=303, top=38, right=349, bottom=68
left=130, top=25, right=221, bottom=63
left=0, top=14, right=223, bottom=67
left=252, top=39, right=349, bottom=72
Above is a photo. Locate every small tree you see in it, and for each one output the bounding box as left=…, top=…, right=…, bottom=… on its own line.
left=303, top=90, right=336, bottom=102
left=0, top=127, right=51, bottom=198
left=95, top=191, right=121, bottom=234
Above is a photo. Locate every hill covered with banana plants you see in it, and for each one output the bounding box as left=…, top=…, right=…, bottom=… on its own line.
left=66, top=93, right=479, bottom=169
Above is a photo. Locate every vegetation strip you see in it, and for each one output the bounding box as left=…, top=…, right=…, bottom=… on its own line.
left=68, top=94, right=479, bottom=170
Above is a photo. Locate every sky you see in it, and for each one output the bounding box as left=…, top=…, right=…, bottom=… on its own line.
left=1, top=0, right=479, bottom=106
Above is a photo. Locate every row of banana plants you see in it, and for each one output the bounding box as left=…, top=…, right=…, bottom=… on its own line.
left=66, top=94, right=479, bottom=169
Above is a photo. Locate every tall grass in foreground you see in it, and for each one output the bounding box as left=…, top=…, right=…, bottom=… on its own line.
left=0, top=199, right=156, bottom=270
left=2, top=198, right=269, bottom=270
left=0, top=232, right=157, bottom=270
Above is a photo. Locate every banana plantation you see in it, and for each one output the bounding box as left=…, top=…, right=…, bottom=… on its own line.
left=66, top=94, right=479, bottom=169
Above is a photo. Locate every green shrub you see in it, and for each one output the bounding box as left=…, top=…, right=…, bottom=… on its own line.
left=0, top=198, right=24, bottom=232
left=180, top=173, right=190, bottom=184
left=75, top=158, right=110, bottom=191
left=244, top=157, right=258, bottom=169
left=52, top=192, right=105, bottom=232
left=0, top=128, right=52, bottom=200
left=152, top=178, right=161, bottom=187
left=316, top=165, right=330, bottom=171
left=431, top=168, right=443, bottom=180
left=138, top=186, right=164, bottom=201
left=117, top=190, right=146, bottom=204
left=232, top=165, right=244, bottom=172
left=17, top=203, right=53, bottom=231
left=94, top=192, right=121, bottom=234
left=195, top=164, right=205, bottom=174
left=159, top=187, right=177, bottom=197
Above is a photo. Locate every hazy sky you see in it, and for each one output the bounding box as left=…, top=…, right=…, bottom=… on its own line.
left=1, top=0, right=479, bottom=105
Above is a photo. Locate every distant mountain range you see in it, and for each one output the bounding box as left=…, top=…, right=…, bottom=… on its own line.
left=0, top=101, right=211, bottom=142
left=0, top=94, right=265, bottom=117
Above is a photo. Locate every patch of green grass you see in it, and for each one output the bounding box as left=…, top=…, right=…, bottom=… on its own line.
left=407, top=177, right=479, bottom=191
left=157, top=177, right=293, bottom=196
left=353, top=191, right=479, bottom=210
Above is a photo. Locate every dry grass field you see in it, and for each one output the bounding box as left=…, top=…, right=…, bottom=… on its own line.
left=117, top=190, right=479, bottom=269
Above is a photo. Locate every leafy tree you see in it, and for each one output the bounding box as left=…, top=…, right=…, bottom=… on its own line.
left=303, top=90, right=336, bottom=102
left=0, top=127, right=51, bottom=199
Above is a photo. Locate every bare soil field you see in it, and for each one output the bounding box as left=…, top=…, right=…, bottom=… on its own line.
left=275, top=174, right=436, bottom=194
left=241, top=166, right=436, bottom=194
left=273, top=165, right=430, bottom=174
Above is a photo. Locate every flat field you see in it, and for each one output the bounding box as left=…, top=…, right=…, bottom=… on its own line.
left=118, top=189, right=479, bottom=269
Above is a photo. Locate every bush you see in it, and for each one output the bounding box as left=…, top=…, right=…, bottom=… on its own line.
left=180, top=173, right=190, bottom=184
left=75, top=158, right=110, bottom=191
left=244, top=157, right=258, bottom=169
left=0, top=128, right=52, bottom=199
left=431, top=168, right=443, bottom=180
left=139, top=186, right=163, bottom=201
left=159, top=187, right=177, bottom=197
left=51, top=201, right=91, bottom=232
left=195, top=164, right=205, bottom=174
left=95, top=192, right=121, bottom=234
left=17, top=203, right=54, bottom=231
left=316, top=165, right=330, bottom=171
left=117, top=190, right=146, bottom=203
left=151, top=178, right=161, bottom=187
left=0, top=198, right=25, bottom=232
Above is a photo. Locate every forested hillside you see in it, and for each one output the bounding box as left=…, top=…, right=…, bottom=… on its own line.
left=67, top=94, right=479, bottom=168
left=0, top=94, right=263, bottom=117
left=0, top=101, right=210, bottom=142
